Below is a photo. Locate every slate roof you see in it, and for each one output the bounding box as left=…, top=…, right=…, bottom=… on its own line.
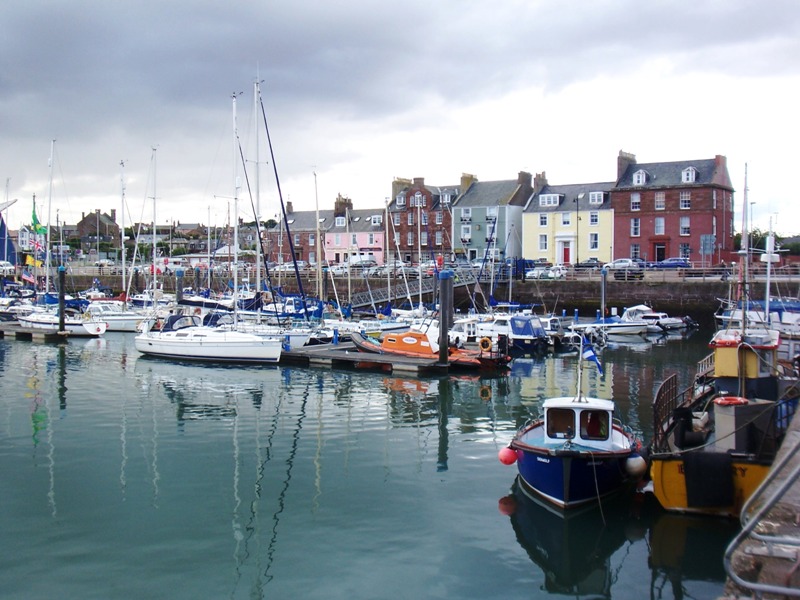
left=616, top=158, right=732, bottom=189
left=267, top=209, right=335, bottom=232
left=327, top=208, right=386, bottom=233
left=454, top=179, right=520, bottom=208
left=525, top=181, right=615, bottom=213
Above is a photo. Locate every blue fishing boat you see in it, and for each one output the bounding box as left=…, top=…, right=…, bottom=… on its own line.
left=499, top=337, right=645, bottom=508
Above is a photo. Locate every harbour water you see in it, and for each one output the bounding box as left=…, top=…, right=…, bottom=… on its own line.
left=0, top=329, right=738, bottom=599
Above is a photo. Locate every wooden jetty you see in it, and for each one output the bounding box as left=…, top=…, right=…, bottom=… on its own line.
left=0, top=321, right=68, bottom=342
left=280, top=341, right=446, bottom=375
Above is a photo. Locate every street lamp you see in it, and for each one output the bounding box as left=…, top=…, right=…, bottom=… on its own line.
left=574, top=193, right=584, bottom=265
left=415, top=191, right=423, bottom=310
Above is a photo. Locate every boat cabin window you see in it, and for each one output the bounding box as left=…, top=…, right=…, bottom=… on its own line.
left=580, top=410, right=609, bottom=440
left=546, top=408, right=575, bottom=439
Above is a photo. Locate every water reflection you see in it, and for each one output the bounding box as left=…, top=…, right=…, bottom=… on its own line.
left=499, top=480, right=737, bottom=600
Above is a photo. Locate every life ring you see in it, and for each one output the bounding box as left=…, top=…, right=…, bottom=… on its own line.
left=479, top=386, right=492, bottom=401
left=479, top=337, right=492, bottom=352
left=714, top=396, right=749, bottom=406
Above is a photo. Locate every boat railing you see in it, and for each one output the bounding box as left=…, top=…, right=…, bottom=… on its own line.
left=651, top=373, right=689, bottom=452
left=723, top=420, right=800, bottom=597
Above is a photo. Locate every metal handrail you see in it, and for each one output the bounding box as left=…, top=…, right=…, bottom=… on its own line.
left=723, top=428, right=800, bottom=597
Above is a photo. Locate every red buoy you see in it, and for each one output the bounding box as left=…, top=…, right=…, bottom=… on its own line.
left=498, top=446, right=518, bottom=465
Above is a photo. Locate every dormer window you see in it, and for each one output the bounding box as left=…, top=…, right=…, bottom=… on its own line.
left=682, top=167, right=697, bottom=183
left=371, top=215, right=382, bottom=226
left=335, top=216, right=346, bottom=227
left=588, top=191, right=604, bottom=205
left=632, top=170, right=647, bottom=186
left=442, top=192, right=451, bottom=205
left=539, top=194, right=560, bottom=207
left=396, top=193, right=406, bottom=207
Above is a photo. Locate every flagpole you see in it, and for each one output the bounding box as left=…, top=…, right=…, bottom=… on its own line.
left=45, top=140, right=55, bottom=295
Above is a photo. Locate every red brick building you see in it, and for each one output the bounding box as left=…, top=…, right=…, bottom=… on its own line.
left=611, top=151, right=735, bottom=265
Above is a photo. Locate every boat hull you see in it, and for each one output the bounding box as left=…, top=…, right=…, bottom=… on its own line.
left=649, top=454, right=770, bottom=518
left=134, top=329, right=281, bottom=363
left=513, top=445, right=633, bottom=509
left=18, top=314, right=108, bottom=337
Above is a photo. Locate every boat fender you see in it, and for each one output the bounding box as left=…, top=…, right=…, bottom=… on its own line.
left=713, top=396, right=749, bottom=406
left=479, top=385, right=492, bottom=401
left=625, top=453, right=648, bottom=477
left=498, top=446, right=518, bottom=465
left=479, top=337, right=492, bottom=352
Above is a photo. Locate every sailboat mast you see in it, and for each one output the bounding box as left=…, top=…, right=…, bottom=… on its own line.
left=253, top=79, right=262, bottom=297
left=45, top=139, right=55, bottom=294
left=151, top=147, right=158, bottom=290
left=120, top=160, right=127, bottom=298
left=232, top=93, right=240, bottom=322
left=315, top=171, right=322, bottom=301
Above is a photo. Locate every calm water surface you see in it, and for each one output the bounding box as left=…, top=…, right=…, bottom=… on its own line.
left=0, top=329, right=737, bottom=599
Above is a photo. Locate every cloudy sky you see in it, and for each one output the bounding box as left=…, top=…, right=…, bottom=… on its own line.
left=1, top=1, right=798, bottom=237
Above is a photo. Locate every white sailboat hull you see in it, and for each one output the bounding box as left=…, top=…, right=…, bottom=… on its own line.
left=18, top=312, right=108, bottom=337
left=135, top=326, right=282, bottom=362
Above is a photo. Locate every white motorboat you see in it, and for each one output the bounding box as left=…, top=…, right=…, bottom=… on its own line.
left=620, top=304, right=689, bottom=333
left=134, top=314, right=282, bottom=363
left=18, top=308, right=108, bottom=337
left=85, top=300, right=146, bottom=332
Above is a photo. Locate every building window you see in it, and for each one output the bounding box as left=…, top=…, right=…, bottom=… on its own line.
left=371, top=215, right=382, bottom=226
left=461, top=208, right=472, bottom=221
left=435, top=211, right=443, bottom=225
left=679, top=243, right=691, bottom=258
left=393, top=213, right=400, bottom=226
left=589, top=233, right=599, bottom=250
left=460, top=225, right=471, bottom=241
left=589, top=191, right=604, bottom=205
left=420, top=231, right=428, bottom=246
left=486, top=206, right=498, bottom=221
left=630, top=218, right=640, bottom=237
left=309, top=233, right=315, bottom=246
left=680, top=216, right=690, bottom=236
left=682, top=167, right=697, bottom=183
left=294, top=234, right=300, bottom=246
left=654, top=191, right=665, bottom=210
left=633, top=170, right=647, bottom=186
left=654, top=217, right=665, bottom=235
left=630, top=243, right=641, bottom=259
left=713, top=189, right=717, bottom=209
left=435, top=230, right=443, bottom=246
left=407, top=212, right=414, bottom=226
left=539, top=194, right=560, bottom=207
left=680, top=191, right=691, bottom=209
left=589, top=211, right=599, bottom=226
left=368, top=233, right=375, bottom=245
left=421, top=212, right=428, bottom=226
left=561, top=213, right=571, bottom=226
left=393, top=232, right=400, bottom=246
left=539, top=214, right=548, bottom=227
left=630, top=193, right=641, bottom=211
left=407, top=232, right=414, bottom=246
left=334, top=233, right=341, bottom=246
left=335, top=216, right=346, bottom=227
left=539, top=234, right=548, bottom=251
left=396, top=193, right=406, bottom=207
left=712, top=216, right=717, bottom=236
left=351, top=233, right=357, bottom=246
left=412, top=193, right=426, bottom=208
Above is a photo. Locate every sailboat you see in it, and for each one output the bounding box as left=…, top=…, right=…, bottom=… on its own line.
left=134, top=94, right=282, bottom=364
left=499, top=336, right=644, bottom=508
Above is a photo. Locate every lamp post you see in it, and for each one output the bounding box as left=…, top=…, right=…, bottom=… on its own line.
left=415, top=191, right=422, bottom=311
left=574, top=193, right=584, bottom=265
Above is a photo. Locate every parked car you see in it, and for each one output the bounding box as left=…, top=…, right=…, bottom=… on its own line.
left=0, top=260, right=15, bottom=276
left=530, top=258, right=554, bottom=269
left=94, top=258, right=115, bottom=267
left=573, top=258, right=605, bottom=271
left=524, top=266, right=551, bottom=280
left=605, top=258, right=641, bottom=270
left=651, top=257, right=691, bottom=269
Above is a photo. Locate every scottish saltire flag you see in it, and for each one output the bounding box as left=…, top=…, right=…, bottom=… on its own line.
left=582, top=335, right=604, bottom=376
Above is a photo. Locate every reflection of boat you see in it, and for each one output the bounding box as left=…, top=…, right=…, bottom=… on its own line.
left=499, top=479, right=634, bottom=596
left=648, top=511, right=738, bottom=599
left=134, top=314, right=282, bottom=363
left=350, top=329, right=511, bottom=371
left=647, top=325, right=799, bottom=517
left=500, top=337, right=644, bottom=509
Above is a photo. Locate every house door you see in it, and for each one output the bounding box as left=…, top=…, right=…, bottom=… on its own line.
left=562, top=245, right=571, bottom=265
left=654, top=244, right=666, bottom=262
